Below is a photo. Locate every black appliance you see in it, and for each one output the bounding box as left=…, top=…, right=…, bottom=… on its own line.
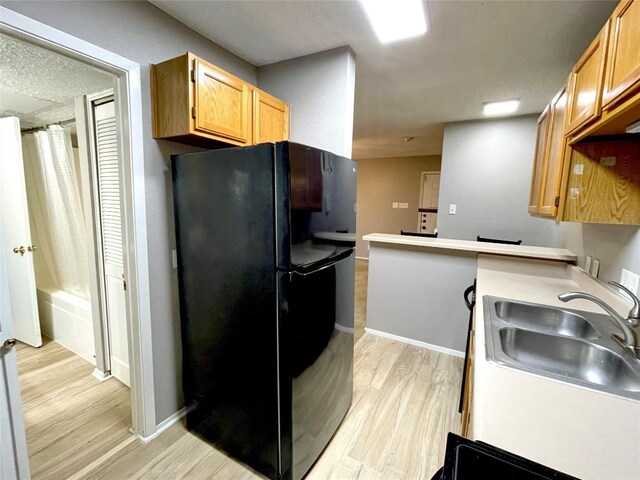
left=459, top=281, right=476, bottom=413
left=400, top=230, right=438, bottom=238
left=432, top=433, right=579, bottom=479
left=476, top=235, right=522, bottom=245
left=171, top=142, right=356, bottom=480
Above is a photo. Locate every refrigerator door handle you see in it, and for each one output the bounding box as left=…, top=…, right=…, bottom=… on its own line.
left=291, top=250, right=353, bottom=276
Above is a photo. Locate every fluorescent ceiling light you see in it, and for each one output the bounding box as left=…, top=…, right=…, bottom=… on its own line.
left=483, top=99, right=520, bottom=116
left=360, top=0, right=427, bottom=44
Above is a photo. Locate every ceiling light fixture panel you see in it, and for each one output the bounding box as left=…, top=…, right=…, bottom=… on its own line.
left=360, top=0, right=428, bottom=44
left=483, top=99, right=520, bottom=116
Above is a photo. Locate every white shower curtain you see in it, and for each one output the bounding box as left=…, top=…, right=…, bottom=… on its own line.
left=22, top=125, right=90, bottom=299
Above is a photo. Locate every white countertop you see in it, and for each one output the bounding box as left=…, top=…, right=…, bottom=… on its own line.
left=472, top=254, right=639, bottom=479
left=362, top=233, right=577, bottom=262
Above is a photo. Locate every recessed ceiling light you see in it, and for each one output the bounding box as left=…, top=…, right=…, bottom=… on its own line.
left=360, top=0, right=428, bottom=44
left=483, top=99, right=520, bottom=116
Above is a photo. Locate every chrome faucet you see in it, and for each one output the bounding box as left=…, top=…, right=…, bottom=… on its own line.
left=558, top=281, right=639, bottom=350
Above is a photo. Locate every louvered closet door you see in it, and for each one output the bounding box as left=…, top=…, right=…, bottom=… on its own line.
left=94, top=100, right=129, bottom=387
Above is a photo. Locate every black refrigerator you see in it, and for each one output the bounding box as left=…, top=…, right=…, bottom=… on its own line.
left=171, top=142, right=356, bottom=480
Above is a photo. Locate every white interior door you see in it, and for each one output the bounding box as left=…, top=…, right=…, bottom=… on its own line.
left=94, top=100, right=129, bottom=387
left=0, top=117, right=42, bottom=348
left=417, top=172, right=441, bottom=234
left=420, top=173, right=441, bottom=208
left=0, top=212, right=31, bottom=480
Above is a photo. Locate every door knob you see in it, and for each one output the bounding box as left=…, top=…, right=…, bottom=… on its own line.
left=2, top=338, right=17, bottom=349
left=13, top=246, right=25, bottom=255
left=28, top=245, right=37, bottom=252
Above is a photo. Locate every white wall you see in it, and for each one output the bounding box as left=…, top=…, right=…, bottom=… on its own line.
left=581, top=224, right=640, bottom=292
left=437, top=116, right=581, bottom=247
left=257, top=47, right=356, bottom=159
left=438, top=115, right=640, bottom=293
left=3, top=0, right=257, bottom=424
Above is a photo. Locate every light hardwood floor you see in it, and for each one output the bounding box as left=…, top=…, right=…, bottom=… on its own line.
left=19, top=261, right=462, bottom=479
left=74, top=333, right=462, bottom=480
left=15, top=338, right=132, bottom=480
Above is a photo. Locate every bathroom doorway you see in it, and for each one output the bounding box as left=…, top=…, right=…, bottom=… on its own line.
left=0, top=8, right=156, bottom=475
left=0, top=33, right=133, bottom=475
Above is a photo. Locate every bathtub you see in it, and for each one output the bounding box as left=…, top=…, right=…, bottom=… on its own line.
left=36, top=286, right=95, bottom=365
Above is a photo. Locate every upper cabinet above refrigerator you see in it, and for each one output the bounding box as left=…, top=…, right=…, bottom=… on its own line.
left=151, top=52, right=290, bottom=148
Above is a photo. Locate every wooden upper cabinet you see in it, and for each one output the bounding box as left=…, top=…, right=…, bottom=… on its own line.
left=539, top=86, right=569, bottom=217
left=529, top=106, right=550, bottom=215
left=562, top=139, right=640, bottom=224
left=194, top=58, right=250, bottom=144
left=602, top=0, right=640, bottom=110
left=253, top=88, right=290, bottom=144
left=151, top=53, right=289, bottom=148
left=565, top=22, right=610, bottom=135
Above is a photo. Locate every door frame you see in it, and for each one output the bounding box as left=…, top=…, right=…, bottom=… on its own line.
left=0, top=7, right=157, bottom=439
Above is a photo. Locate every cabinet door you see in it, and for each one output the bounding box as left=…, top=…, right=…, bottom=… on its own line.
left=253, top=89, right=290, bottom=144
left=539, top=87, right=569, bottom=217
left=603, top=0, right=640, bottom=110
left=528, top=106, right=550, bottom=215
left=566, top=23, right=610, bottom=135
left=193, top=58, right=250, bottom=143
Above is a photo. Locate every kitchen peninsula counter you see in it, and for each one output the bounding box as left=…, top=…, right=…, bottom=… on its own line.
left=362, top=233, right=576, bottom=262
left=362, top=233, right=576, bottom=355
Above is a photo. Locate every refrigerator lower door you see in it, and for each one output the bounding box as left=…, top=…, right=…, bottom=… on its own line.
left=280, top=251, right=354, bottom=480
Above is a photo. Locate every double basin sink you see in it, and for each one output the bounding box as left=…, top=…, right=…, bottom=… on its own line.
left=484, top=296, right=640, bottom=401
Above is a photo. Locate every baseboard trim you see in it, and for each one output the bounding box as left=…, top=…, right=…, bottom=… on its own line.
left=138, top=407, right=187, bottom=444
left=92, top=368, right=113, bottom=382
left=355, top=256, right=369, bottom=261
left=364, top=327, right=465, bottom=358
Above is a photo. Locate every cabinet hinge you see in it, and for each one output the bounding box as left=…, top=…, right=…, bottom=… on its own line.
left=123, top=279, right=127, bottom=291
left=190, top=70, right=195, bottom=82
left=191, top=106, right=196, bottom=119
left=554, top=196, right=560, bottom=207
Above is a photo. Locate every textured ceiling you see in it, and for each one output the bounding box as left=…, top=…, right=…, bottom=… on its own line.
left=0, top=33, right=113, bottom=130
left=151, top=0, right=616, bottom=159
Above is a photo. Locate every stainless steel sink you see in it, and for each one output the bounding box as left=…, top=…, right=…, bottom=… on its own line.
left=499, top=328, right=640, bottom=393
left=484, top=296, right=640, bottom=401
left=494, top=300, right=599, bottom=339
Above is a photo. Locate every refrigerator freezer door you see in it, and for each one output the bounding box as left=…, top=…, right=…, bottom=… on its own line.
left=275, top=143, right=356, bottom=270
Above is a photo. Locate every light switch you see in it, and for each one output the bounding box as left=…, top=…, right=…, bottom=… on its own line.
left=399, top=202, right=409, bottom=209
left=449, top=204, right=457, bottom=215
left=621, top=269, right=640, bottom=295
left=392, top=202, right=399, bottom=209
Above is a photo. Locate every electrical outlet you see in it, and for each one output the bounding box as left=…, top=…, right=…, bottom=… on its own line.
left=449, top=204, right=457, bottom=215
left=584, top=256, right=592, bottom=273
left=591, top=259, right=600, bottom=278
left=620, top=269, right=640, bottom=295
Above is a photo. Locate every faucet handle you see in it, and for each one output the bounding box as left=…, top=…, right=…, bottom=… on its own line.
left=608, top=281, right=640, bottom=321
